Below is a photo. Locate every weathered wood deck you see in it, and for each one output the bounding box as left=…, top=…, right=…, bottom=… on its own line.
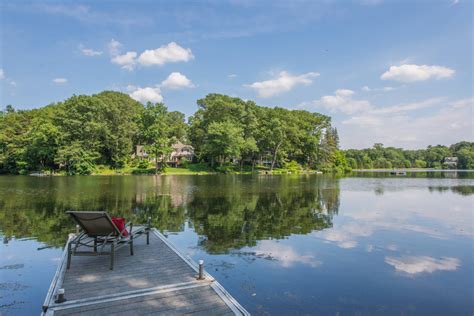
left=42, top=228, right=249, bottom=315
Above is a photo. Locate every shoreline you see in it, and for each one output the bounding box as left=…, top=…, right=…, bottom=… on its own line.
left=353, top=168, right=474, bottom=172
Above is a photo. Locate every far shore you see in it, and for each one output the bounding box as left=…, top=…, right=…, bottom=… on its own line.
left=22, top=167, right=324, bottom=177
left=353, top=168, right=474, bottom=172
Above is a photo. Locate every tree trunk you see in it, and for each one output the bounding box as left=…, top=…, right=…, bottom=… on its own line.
left=155, top=150, right=159, bottom=174
left=270, top=142, right=282, bottom=171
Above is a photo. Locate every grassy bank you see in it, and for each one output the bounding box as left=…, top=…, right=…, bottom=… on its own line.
left=43, top=163, right=326, bottom=176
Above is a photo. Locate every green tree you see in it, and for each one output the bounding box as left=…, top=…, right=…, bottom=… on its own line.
left=55, top=141, right=98, bottom=175
left=203, top=121, right=245, bottom=166
left=457, top=148, right=474, bottom=169
left=139, top=102, right=173, bottom=173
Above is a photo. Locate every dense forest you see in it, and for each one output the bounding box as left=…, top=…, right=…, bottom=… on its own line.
left=0, top=91, right=345, bottom=175
left=0, top=91, right=472, bottom=175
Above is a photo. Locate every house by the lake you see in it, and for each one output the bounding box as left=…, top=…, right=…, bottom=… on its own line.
left=443, top=156, right=458, bottom=168
left=168, top=141, right=194, bottom=166
left=133, top=142, right=194, bottom=166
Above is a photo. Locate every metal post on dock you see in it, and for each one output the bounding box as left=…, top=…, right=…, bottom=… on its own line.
left=197, top=260, right=205, bottom=280
left=75, top=225, right=80, bottom=235
left=55, top=288, right=66, bottom=303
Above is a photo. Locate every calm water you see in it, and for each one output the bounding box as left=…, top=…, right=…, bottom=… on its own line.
left=0, top=173, right=473, bottom=315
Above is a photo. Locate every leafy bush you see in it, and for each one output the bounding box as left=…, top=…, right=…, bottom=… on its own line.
left=283, top=160, right=301, bottom=172
left=180, top=157, right=189, bottom=168
left=138, top=159, right=150, bottom=169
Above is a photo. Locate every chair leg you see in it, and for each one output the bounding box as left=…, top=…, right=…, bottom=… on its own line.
left=147, top=217, right=151, bottom=245
left=110, top=242, right=115, bottom=270
left=67, top=242, right=72, bottom=270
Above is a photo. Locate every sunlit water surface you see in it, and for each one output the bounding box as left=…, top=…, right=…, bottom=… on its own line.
left=0, top=172, right=473, bottom=315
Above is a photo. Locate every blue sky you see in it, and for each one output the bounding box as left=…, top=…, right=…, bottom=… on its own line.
left=1, top=0, right=472, bottom=149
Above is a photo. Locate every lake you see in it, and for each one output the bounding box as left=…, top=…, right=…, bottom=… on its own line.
left=0, top=173, right=473, bottom=315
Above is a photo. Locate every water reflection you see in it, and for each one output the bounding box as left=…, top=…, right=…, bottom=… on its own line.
left=385, top=256, right=461, bottom=276
left=0, top=175, right=339, bottom=252
left=1, top=174, right=473, bottom=315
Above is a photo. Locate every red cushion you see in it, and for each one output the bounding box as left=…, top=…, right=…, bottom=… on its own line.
left=111, top=217, right=128, bottom=236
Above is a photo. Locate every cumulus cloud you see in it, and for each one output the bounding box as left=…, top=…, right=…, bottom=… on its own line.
left=301, top=89, right=471, bottom=149
left=385, top=256, right=460, bottom=275
left=138, top=42, right=194, bottom=66
left=161, top=72, right=195, bottom=89
left=381, top=64, right=455, bottom=82
left=111, top=51, right=137, bottom=71
left=108, top=39, right=122, bottom=56
left=246, top=71, right=319, bottom=98
left=129, top=86, right=163, bottom=104
left=52, top=78, right=67, bottom=84
left=340, top=97, right=473, bottom=148
left=303, top=89, right=373, bottom=115
left=79, top=44, right=102, bottom=56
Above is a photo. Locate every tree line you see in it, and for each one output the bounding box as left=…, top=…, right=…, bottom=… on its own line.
left=0, top=91, right=186, bottom=175
left=189, top=94, right=345, bottom=172
left=343, top=142, right=474, bottom=170
left=0, top=92, right=345, bottom=174
left=0, top=91, right=472, bottom=175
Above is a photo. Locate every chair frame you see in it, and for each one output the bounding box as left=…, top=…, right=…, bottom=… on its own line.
left=66, top=211, right=151, bottom=270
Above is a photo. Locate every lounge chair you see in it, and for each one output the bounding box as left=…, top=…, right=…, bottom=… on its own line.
left=66, top=211, right=151, bottom=270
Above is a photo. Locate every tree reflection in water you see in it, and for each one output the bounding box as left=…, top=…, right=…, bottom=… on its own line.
left=1, top=175, right=471, bottom=250
left=0, top=175, right=340, bottom=251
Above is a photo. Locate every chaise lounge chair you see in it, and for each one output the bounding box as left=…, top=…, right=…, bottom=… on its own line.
left=66, top=211, right=151, bottom=270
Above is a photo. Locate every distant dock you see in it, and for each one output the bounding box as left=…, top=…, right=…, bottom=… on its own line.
left=42, top=228, right=249, bottom=315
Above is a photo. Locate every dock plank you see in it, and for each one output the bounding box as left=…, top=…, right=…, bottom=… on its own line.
left=43, top=229, right=249, bottom=315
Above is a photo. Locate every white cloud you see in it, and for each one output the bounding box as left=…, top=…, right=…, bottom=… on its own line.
left=138, top=42, right=194, bottom=66
left=79, top=44, right=102, bottom=56
left=381, top=64, right=455, bottom=82
left=228, top=74, right=237, bottom=79
left=361, top=85, right=397, bottom=93
left=108, top=39, right=122, bottom=56
left=385, top=256, right=460, bottom=275
left=340, top=97, right=473, bottom=148
left=246, top=71, right=319, bottom=98
left=111, top=51, right=137, bottom=71
left=0, top=68, right=4, bottom=80
left=126, top=84, right=138, bottom=92
left=370, top=98, right=442, bottom=115
left=52, top=78, right=67, bottom=84
left=161, top=72, right=195, bottom=89
left=304, top=89, right=373, bottom=115
left=129, top=86, right=163, bottom=104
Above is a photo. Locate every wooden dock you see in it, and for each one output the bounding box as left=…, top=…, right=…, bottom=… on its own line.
left=42, top=228, right=249, bottom=315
